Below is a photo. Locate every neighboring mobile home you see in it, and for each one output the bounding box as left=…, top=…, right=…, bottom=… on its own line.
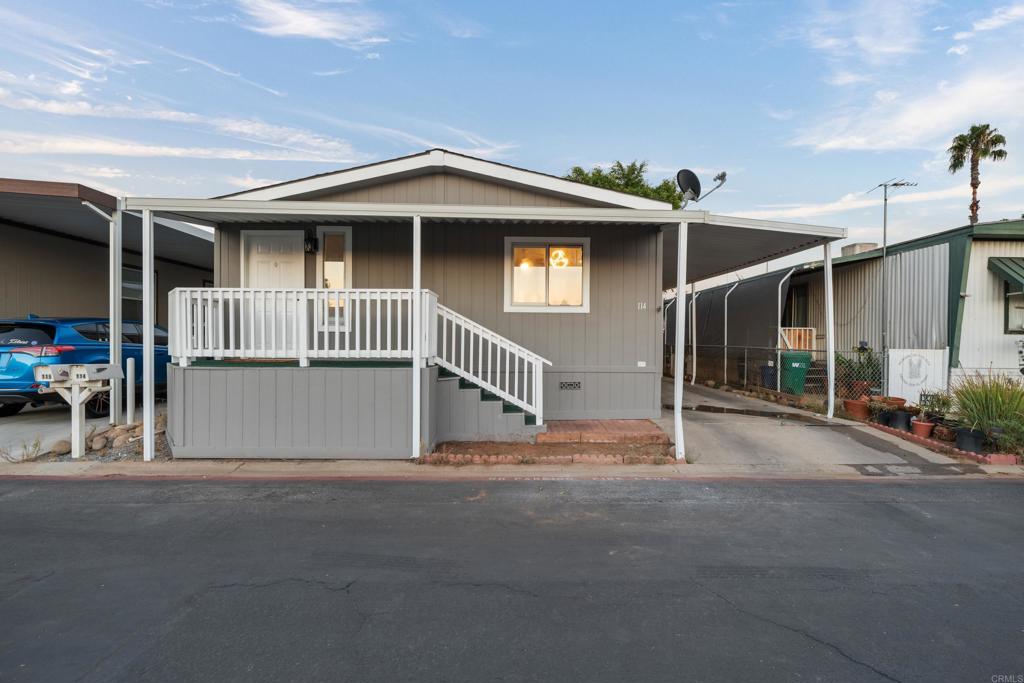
left=682, top=217, right=1024, bottom=396
left=123, top=149, right=844, bottom=459
left=0, top=179, right=213, bottom=326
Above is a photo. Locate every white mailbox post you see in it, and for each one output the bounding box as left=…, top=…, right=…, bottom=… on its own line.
left=34, top=364, right=124, bottom=459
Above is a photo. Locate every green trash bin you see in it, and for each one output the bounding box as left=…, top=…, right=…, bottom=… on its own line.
left=779, top=351, right=813, bottom=395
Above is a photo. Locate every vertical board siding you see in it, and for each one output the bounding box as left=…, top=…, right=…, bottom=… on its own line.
left=216, top=221, right=662, bottom=419
left=168, top=365, right=422, bottom=458
left=0, top=223, right=211, bottom=325
left=958, top=240, right=1024, bottom=373
left=312, top=171, right=597, bottom=208
left=799, top=242, right=948, bottom=354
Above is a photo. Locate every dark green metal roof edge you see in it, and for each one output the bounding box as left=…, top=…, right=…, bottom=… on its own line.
left=987, top=256, right=1024, bottom=292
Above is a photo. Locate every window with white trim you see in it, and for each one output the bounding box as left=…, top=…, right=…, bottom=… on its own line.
left=503, top=237, right=590, bottom=313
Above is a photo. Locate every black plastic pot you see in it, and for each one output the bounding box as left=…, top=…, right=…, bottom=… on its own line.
left=955, top=427, right=986, bottom=454
left=876, top=409, right=893, bottom=427
left=890, top=410, right=913, bottom=432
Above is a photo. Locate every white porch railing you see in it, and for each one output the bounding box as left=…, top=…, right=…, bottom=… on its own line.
left=435, top=304, right=551, bottom=422
left=169, top=288, right=437, bottom=365
left=168, top=288, right=549, bottom=422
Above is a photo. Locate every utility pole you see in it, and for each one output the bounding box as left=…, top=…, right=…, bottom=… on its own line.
left=870, top=179, right=916, bottom=395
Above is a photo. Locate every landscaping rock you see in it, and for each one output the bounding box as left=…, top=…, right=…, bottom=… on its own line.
left=112, top=435, right=131, bottom=449
left=51, top=440, right=72, bottom=456
left=90, top=436, right=107, bottom=451
left=132, top=425, right=145, bottom=438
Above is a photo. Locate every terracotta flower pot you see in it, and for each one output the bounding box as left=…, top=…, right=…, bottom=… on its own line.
left=911, top=420, right=934, bottom=439
left=843, top=399, right=870, bottom=420
left=882, top=396, right=907, bottom=409
left=933, top=424, right=956, bottom=442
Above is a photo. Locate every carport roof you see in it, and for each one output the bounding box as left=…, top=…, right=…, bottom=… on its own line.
left=123, top=196, right=845, bottom=285
left=0, top=179, right=213, bottom=270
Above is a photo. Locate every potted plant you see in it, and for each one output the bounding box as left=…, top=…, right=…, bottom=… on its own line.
left=842, top=397, right=870, bottom=420
left=950, top=373, right=1024, bottom=454
left=890, top=404, right=916, bottom=432
left=868, top=398, right=891, bottom=426
left=911, top=392, right=948, bottom=439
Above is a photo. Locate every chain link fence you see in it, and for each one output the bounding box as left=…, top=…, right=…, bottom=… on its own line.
left=676, top=344, right=886, bottom=404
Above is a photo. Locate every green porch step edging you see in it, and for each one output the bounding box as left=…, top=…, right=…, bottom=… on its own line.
left=188, top=359, right=413, bottom=368
left=438, top=366, right=534, bottom=421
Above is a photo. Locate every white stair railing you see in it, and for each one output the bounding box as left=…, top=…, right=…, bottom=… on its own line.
left=434, top=304, right=552, bottom=424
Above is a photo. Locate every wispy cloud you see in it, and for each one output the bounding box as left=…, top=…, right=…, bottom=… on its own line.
left=437, top=16, right=486, bottom=39
left=303, top=112, right=517, bottom=159
left=154, top=45, right=285, bottom=96
left=793, top=69, right=1024, bottom=151
left=0, top=6, right=148, bottom=82
left=224, top=173, right=284, bottom=189
left=954, top=2, right=1024, bottom=40
left=312, top=68, right=351, bottom=77
left=0, top=88, right=361, bottom=160
left=826, top=70, right=871, bottom=86
left=947, top=44, right=969, bottom=56
left=796, top=0, right=933, bottom=66
left=0, top=129, right=359, bottom=161
left=738, top=175, right=1024, bottom=221
left=762, top=105, right=796, bottom=121
left=233, top=0, right=387, bottom=47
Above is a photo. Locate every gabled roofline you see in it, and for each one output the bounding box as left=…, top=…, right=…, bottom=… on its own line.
left=215, top=148, right=673, bottom=210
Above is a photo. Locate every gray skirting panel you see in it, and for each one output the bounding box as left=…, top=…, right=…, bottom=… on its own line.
left=167, top=364, right=435, bottom=459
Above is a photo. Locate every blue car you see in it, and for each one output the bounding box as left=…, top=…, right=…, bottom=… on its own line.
left=0, top=317, right=170, bottom=418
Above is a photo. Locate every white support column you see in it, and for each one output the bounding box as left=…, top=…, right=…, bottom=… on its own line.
left=673, top=222, right=689, bottom=462
left=411, top=214, right=422, bottom=459
left=723, top=281, right=739, bottom=385
left=142, top=209, right=155, bottom=462
left=776, top=268, right=795, bottom=392
left=690, top=287, right=700, bottom=386
left=110, top=200, right=123, bottom=424
left=823, top=242, right=836, bottom=418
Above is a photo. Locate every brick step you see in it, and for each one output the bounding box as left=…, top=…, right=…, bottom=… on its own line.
left=429, top=440, right=673, bottom=464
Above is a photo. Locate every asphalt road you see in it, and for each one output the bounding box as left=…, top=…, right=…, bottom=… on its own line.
left=1, top=479, right=1022, bottom=682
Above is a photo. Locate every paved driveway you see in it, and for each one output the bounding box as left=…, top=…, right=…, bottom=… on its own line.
left=1, top=479, right=1022, bottom=682
left=657, top=380, right=975, bottom=476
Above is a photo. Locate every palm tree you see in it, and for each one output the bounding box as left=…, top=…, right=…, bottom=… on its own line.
left=947, top=124, right=1008, bottom=225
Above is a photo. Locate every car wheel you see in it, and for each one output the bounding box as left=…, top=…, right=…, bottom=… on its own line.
left=0, top=403, right=25, bottom=417
left=84, top=391, right=111, bottom=419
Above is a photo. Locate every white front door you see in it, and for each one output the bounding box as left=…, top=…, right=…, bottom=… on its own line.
left=243, top=231, right=305, bottom=288
left=242, top=231, right=305, bottom=355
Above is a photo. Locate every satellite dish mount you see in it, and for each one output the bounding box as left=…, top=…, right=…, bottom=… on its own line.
left=676, top=169, right=728, bottom=209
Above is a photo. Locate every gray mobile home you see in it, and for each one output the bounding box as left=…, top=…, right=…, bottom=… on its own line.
left=126, top=149, right=843, bottom=460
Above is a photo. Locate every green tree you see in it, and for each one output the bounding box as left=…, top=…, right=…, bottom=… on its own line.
left=947, top=124, right=1008, bottom=225
left=565, top=161, right=683, bottom=208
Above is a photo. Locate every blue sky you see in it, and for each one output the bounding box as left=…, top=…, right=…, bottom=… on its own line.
left=1, top=0, right=1022, bottom=256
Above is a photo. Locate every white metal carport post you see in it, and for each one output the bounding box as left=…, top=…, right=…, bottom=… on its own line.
left=673, top=222, right=689, bottom=461
left=690, top=287, right=700, bottom=386
left=82, top=200, right=123, bottom=425
left=723, top=281, right=739, bottom=384
left=823, top=242, right=836, bottom=418
left=411, top=214, right=422, bottom=459
left=142, top=209, right=155, bottom=461
left=776, top=268, right=795, bottom=392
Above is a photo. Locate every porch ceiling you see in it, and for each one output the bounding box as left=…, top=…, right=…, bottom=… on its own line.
left=122, top=197, right=844, bottom=285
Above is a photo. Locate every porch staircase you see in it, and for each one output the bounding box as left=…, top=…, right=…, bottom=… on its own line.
left=434, top=367, right=545, bottom=442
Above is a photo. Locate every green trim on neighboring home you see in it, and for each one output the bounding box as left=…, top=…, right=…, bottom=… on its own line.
left=188, top=359, right=413, bottom=368
left=948, top=236, right=973, bottom=368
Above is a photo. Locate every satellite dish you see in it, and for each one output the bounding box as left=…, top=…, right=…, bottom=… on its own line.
left=676, top=169, right=701, bottom=201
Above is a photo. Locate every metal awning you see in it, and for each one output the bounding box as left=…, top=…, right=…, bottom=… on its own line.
left=123, top=197, right=845, bottom=284
left=0, top=181, right=213, bottom=270
left=988, top=256, right=1024, bottom=294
